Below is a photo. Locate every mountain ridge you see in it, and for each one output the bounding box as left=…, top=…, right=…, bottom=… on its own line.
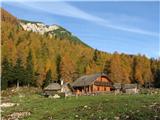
left=19, top=19, right=91, bottom=47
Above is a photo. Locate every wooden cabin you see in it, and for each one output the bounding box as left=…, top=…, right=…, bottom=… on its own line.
left=44, top=82, right=73, bottom=97
left=113, top=83, right=139, bottom=94
left=122, top=84, right=139, bottom=94
left=44, top=83, right=61, bottom=96
left=113, top=83, right=122, bottom=94
left=71, top=73, right=113, bottom=95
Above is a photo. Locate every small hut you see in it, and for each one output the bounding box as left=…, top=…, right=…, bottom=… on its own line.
left=44, top=83, right=61, bottom=96
left=113, top=83, right=122, bottom=94
left=122, top=84, right=139, bottom=94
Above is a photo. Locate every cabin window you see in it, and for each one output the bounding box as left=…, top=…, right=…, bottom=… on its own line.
left=104, top=87, right=106, bottom=91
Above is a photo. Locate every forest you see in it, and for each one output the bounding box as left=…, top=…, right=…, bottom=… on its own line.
left=1, top=8, right=160, bottom=90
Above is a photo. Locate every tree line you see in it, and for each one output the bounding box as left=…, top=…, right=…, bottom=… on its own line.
left=2, top=49, right=160, bottom=90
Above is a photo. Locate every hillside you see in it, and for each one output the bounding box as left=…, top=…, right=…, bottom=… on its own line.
left=1, top=8, right=160, bottom=89
left=19, top=19, right=90, bottom=47
left=1, top=8, right=109, bottom=87
left=1, top=8, right=18, bottom=24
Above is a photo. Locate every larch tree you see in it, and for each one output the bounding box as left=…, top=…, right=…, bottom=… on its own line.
left=133, top=56, right=144, bottom=84
left=60, top=55, right=76, bottom=82
left=142, top=56, right=152, bottom=87
left=76, top=55, right=88, bottom=76
left=120, top=55, right=132, bottom=83
left=108, top=52, right=123, bottom=83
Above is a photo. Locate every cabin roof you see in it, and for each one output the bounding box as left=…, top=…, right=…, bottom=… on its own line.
left=123, top=84, right=138, bottom=89
left=113, top=83, right=138, bottom=89
left=113, top=83, right=122, bottom=89
left=71, top=73, right=111, bottom=87
left=44, top=83, right=61, bottom=91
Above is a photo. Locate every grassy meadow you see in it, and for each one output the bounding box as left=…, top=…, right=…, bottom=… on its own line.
left=1, top=87, right=160, bottom=120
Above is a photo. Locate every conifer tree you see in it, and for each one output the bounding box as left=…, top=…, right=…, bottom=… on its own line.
left=8, top=31, right=13, bottom=39
left=56, top=54, right=61, bottom=84
left=42, top=69, right=52, bottom=88
left=76, top=55, right=88, bottom=76
left=26, top=49, right=34, bottom=86
left=133, top=56, right=143, bottom=84
left=151, top=59, right=160, bottom=87
left=109, top=52, right=123, bottom=83
left=60, top=54, right=76, bottom=82
left=1, top=57, right=13, bottom=90
left=155, top=69, right=160, bottom=87
left=13, top=57, right=26, bottom=89
left=142, top=56, right=152, bottom=87
left=103, top=60, right=110, bottom=75
left=93, top=49, right=98, bottom=62
left=120, top=54, right=132, bottom=83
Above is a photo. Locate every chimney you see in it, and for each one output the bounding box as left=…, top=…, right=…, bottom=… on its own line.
left=61, top=79, right=64, bottom=86
left=60, top=79, right=64, bottom=92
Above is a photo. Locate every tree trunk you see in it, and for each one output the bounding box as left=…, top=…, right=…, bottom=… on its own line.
left=17, top=80, right=19, bottom=90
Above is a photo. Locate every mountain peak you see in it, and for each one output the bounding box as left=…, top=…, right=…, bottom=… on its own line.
left=20, top=20, right=61, bottom=35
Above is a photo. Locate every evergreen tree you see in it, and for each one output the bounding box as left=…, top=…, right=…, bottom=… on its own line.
left=42, top=69, right=52, bottom=88
left=155, top=69, right=160, bottom=87
left=26, top=49, right=35, bottom=86
left=103, top=60, right=110, bottom=75
left=56, top=54, right=61, bottom=83
left=13, top=57, right=26, bottom=88
left=8, top=31, right=13, bottom=39
left=93, top=49, right=98, bottom=62
left=1, top=57, right=13, bottom=90
left=151, top=59, right=160, bottom=87
left=76, top=55, right=88, bottom=76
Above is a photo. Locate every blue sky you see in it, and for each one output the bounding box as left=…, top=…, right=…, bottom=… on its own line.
left=1, top=1, right=160, bottom=58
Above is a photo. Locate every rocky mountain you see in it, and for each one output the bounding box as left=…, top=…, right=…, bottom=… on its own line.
left=20, top=21, right=60, bottom=35
left=20, top=20, right=68, bottom=35
left=19, top=19, right=89, bottom=47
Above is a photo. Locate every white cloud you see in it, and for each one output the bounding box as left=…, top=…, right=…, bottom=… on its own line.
left=24, top=2, right=107, bottom=23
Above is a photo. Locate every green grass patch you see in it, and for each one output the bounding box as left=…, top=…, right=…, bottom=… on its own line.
left=2, top=88, right=160, bottom=120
